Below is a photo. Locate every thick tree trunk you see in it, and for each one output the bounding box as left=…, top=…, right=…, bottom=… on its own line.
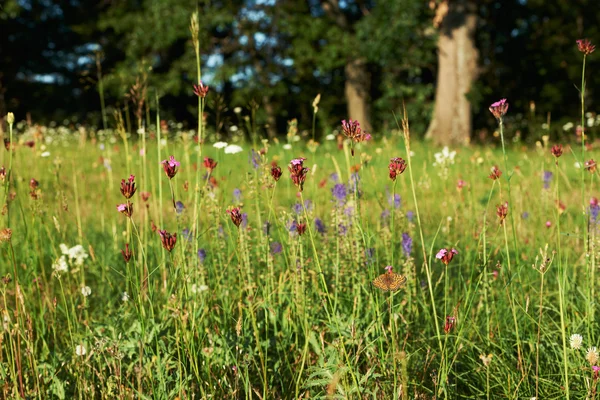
left=426, top=1, right=478, bottom=146
left=345, top=58, right=372, bottom=133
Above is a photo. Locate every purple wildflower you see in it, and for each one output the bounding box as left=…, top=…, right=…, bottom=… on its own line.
left=332, top=183, right=347, bottom=204
left=233, top=188, right=242, bottom=203
left=182, top=228, right=192, bottom=241
left=175, top=201, right=185, bottom=215
left=241, top=213, right=248, bottom=228
left=315, top=218, right=326, bottom=234
left=388, top=192, right=401, bottom=209
left=338, top=223, right=347, bottom=236
left=406, top=210, right=414, bottom=222
left=542, top=171, right=553, bottom=190
left=330, top=173, right=340, bottom=183
left=292, top=203, right=303, bottom=215
left=522, top=211, right=529, bottom=220
left=401, top=232, right=412, bottom=257
left=197, top=249, right=206, bottom=263
left=381, top=209, right=391, bottom=225
left=270, top=242, right=283, bottom=254
left=250, top=149, right=260, bottom=169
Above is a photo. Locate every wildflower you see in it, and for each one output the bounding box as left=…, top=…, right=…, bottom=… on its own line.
left=122, top=291, right=130, bottom=302
left=161, top=156, right=180, bottom=179
left=341, top=119, right=371, bottom=155
left=522, top=211, right=529, bottom=220
left=401, top=232, right=412, bottom=257
left=0, top=167, right=5, bottom=182
left=198, top=249, right=207, bottom=264
left=53, top=256, right=69, bottom=273
left=489, top=98, right=509, bottom=120
left=489, top=165, right=502, bottom=180
left=121, top=243, right=133, bottom=263
left=81, top=286, right=91, bottom=297
left=250, top=149, right=261, bottom=169
left=227, top=206, right=243, bottom=228
left=292, top=203, right=303, bottom=215
left=0, top=228, right=12, bottom=243
left=389, top=157, right=407, bottom=180
left=388, top=192, right=401, bottom=209
left=457, top=179, right=466, bottom=190
left=479, top=353, right=493, bottom=367
left=436, top=248, right=458, bottom=265
left=406, top=210, right=414, bottom=222
left=29, top=178, right=39, bottom=190
left=545, top=220, right=552, bottom=228
left=203, top=157, right=218, bottom=173
left=175, top=201, right=185, bottom=215
left=193, top=82, right=209, bottom=98
left=542, top=171, right=553, bottom=189
left=296, top=222, right=307, bottom=236
left=119, top=175, right=137, bottom=199
left=270, top=165, right=282, bottom=181
left=593, top=365, right=600, bottom=380
left=577, top=39, right=596, bottom=55
left=332, top=183, right=347, bottom=204
left=315, top=218, right=326, bottom=234
left=141, top=192, right=151, bottom=202
left=75, top=344, right=86, bottom=357
left=158, top=229, right=177, bottom=252
left=6, top=112, right=14, bottom=125
left=40, top=151, right=50, bottom=157
left=117, top=202, right=133, bottom=218
left=570, top=334, right=583, bottom=350
left=288, top=158, right=309, bottom=191
left=241, top=213, right=248, bottom=228
left=585, top=159, right=597, bottom=173
left=444, top=316, right=456, bottom=334
left=233, top=188, right=242, bottom=203
left=213, top=141, right=228, bottom=149
left=587, top=347, right=599, bottom=365
left=551, top=144, right=563, bottom=160
left=496, top=202, right=508, bottom=224
left=270, top=242, right=283, bottom=254
left=191, top=284, right=209, bottom=294
left=224, top=144, right=243, bottom=154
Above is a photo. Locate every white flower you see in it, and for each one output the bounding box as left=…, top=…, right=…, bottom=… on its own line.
left=433, top=146, right=456, bottom=167
left=233, top=107, right=242, bottom=114
left=213, top=141, right=228, bottom=149
left=587, top=347, right=599, bottom=365
left=41, top=151, right=51, bottom=157
left=229, top=125, right=239, bottom=132
left=52, top=256, right=68, bottom=273
left=59, top=243, right=69, bottom=255
left=562, top=122, right=574, bottom=131
left=282, top=144, right=292, bottom=150
left=292, top=135, right=301, bottom=142
left=81, top=286, right=91, bottom=297
left=570, top=334, right=583, bottom=350
left=325, top=134, right=335, bottom=141
left=75, top=344, right=86, bottom=356
left=575, top=162, right=582, bottom=169
left=121, top=292, right=130, bottom=302
left=191, top=284, right=209, bottom=294
left=67, top=245, right=88, bottom=266
left=224, top=144, right=243, bottom=154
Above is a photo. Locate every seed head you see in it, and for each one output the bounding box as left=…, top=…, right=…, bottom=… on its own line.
left=444, top=316, right=456, bottom=334
left=570, top=334, right=583, bottom=350
left=551, top=144, right=563, bottom=159
left=270, top=164, right=282, bottom=182
left=586, top=347, right=599, bottom=366
left=496, top=202, right=508, bottom=224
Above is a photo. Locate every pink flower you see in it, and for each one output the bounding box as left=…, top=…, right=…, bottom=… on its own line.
left=161, top=156, right=180, bottom=179
left=545, top=221, right=552, bottom=228
left=341, top=119, right=371, bottom=155
left=117, top=202, right=133, bottom=218
left=593, top=365, right=600, bottom=380
left=288, top=158, right=310, bottom=191
left=577, top=39, right=596, bottom=55
left=489, top=98, right=509, bottom=120
left=436, top=248, right=458, bottom=265
left=385, top=265, right=393, bottom=272
left=193, top=82, right=210, bottom=98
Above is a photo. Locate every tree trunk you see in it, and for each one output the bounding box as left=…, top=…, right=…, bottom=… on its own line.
left=345, top=58, right=372, bottom=133
left=426, top=1, right=478, bottom=146
left=262, top=95, right=278, bottom=138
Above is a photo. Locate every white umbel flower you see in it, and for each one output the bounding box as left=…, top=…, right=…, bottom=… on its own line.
left=213, top=141, right=228, bottom=149
left=224, top=144, right=243, bottom=154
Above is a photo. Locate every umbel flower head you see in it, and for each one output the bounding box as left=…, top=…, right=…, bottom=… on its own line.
left=161, top=156, right=180, bottom=179
left=158, top=229, right=177, bottom=252
left=193, top=82, right=209, bottom=98
left=227, top=206, right=243, bottom=228
left=288, top=158, right=309, bottom=191
left=489, top=98, right=509, bottom=121
left=436, top=248, right=458, bottom=266
left=120, top=175, right=137, bottom=199
left=341, top=119, right=371, bottom=155
left=389, top=157, right=407, bottom=181
left=577, top=39, right=596, bottom=55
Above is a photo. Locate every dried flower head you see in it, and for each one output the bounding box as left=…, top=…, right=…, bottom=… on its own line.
left=341, top=119, right=371, bottom=155
left=436, top=248, right=458, bottom=265
left=489, top=165, right=502, bottom=180
left=551, top=144, right=563, bottom=160
left=389, top=157, right=407, bottom=181
left=496, top=202, right=509, bottom=224
left=0, top=228, right=12, bottom=243
left=161, top=156, right=180, bottom=179
left=489, top=99, right=509, bottom=120
left=141, top=191, right=151, bottom=202
left=121, top=243, right=133, bottom=263
left=227, top=206, right=243, bottom=228
left=585, top=159, right=597, bottom=173
left=444, top=316, right=456, bottom=334
left=587, top=347, right=599, bottom=366
left=158, top=229, right=177, bottom=252
left=288, top=158, right=309, bottom=191
left=577, top=39, right=596, bottom=55
left=203, top=157, right=218, bottom=173
left=270, top=164, right=282, bottom=182
left=120, top=175, right=137, bottom=199
left=193, top=82, right=209, bottom=98
left=570, top=334, right=583, bottom=350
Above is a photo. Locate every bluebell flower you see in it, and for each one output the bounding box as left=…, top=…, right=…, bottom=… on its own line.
left=590, top=204, right=600, bottom=223
left=288, top=220, right=298, bottom=232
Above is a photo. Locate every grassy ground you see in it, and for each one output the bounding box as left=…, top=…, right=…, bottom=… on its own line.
left=1, top=120, right=599, bottom=399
